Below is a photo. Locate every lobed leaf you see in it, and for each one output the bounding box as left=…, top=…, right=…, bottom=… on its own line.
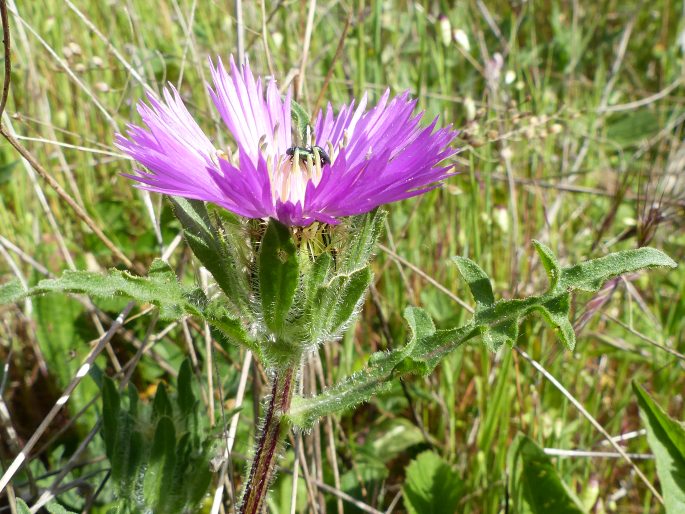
left=0, top=259, right=200, bottom=320
left=289, top=245, right=675, bottom=429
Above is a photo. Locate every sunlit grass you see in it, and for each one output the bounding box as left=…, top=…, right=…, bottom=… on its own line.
left=0, top=1, right=683, bottom=512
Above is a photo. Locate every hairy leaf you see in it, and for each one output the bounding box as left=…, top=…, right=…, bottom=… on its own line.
left=309, top=267, right=372, bottom=344
left=558, top=247, right=675, bottom=292
left=339, top=209, right=386, bottom=273
left=259, top=219, right=299, bottom=336
left=533, top=240, right=561, bottom=289
left=170, top=197, right=251, bottom=314
left=100, top=361, right=213, bottom=514
left=0, top=259, right=200, bottom=320
left=152, top=384, right=173, bottom=420
left=452, top=256, right=494, bottom=308
left=289, top=245, right=675, bottom=429
left=143, top=416, right=177, bottom=510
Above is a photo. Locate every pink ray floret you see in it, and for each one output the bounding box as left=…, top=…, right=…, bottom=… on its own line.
left=116, top=57, right=459, bottom=226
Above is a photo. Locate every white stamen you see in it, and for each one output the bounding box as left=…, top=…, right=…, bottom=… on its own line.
left=269, top=148, right=327, bottom=206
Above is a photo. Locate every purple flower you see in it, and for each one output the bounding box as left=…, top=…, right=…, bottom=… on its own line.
left=116, top=57, right=458, bottom=226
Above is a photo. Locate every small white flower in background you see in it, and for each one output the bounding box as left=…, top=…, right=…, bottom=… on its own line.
left=453, top=29, right=470, bottom=51
left=464, top=96, right=476, bottom=121
left=438, top=15, right=452, bottom=47
left=485, top=53, right=503, bottom=85
left=504, top=70, right=516, bottom=85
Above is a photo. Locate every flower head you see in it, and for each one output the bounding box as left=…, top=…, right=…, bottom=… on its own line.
left=117, top=57, right=458, bottom=226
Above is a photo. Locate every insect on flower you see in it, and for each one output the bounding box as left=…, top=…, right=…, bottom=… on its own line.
left=285, top=145, right=331, bottom=167
left=116, top=56, right=459, bottom=226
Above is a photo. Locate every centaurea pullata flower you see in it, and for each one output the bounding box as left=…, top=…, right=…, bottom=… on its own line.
left=115, top=56, right=459, bottom=514
left=116, top=57, right=458, bottom=226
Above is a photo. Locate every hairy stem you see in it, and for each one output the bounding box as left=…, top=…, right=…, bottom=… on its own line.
left=240, top=366, right=295, bottom=514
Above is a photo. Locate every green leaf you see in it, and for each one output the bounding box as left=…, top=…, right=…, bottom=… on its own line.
left=152, top=383, right=173, bottom=419
left=0, top=280, right=24, bottom=304
left=305, top=253, right=333, bottom=310
left=0, top=259, right=201, bottom=320
left=288, top=350, right=402, bottom=428
left=339, top=209, right=386, bottom=273
left=481, top=320, right=519, bottom=352
left=288, top=244, right=675, bottom=430
left=367, top=419, right=425, bottom=461
left=533, top=240, right=561, bottom=290
left=404, top=306, right=437, bottom=344
left=177, top=360, right=195, bottom=416
left=633, top=382, right=685, bottom=513
left=259, top=219, right=299, bottom=336
left=143, top=416, right=177, bottom=510
left=15, top=499, right=31, bottom=514
left=203, top=299, right=259, bottom=355
left=402, top=451, right=463, bottom=514
left=558, top=247, right=676, bottom=292
left=169, top=197, right=251, bottom=314
left=309, top=267, right=372, bottom=344
left=508, top=434, right=586, bottom=514
left=46, top=502, right=79, bottom=514
left=452, top=256, right=494, bottom=308
left=534, top=293, right=576, bottom=350
left=102, top=377, right=120, bottom=459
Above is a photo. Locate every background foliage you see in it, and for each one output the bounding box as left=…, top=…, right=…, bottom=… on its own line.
left=0, top=0, right=684, bottom=512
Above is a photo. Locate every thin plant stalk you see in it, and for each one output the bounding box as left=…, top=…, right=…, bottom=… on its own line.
left=240, top=366, right=296, bottom=514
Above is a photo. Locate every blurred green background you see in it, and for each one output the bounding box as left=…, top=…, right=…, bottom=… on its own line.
left=0, top=1, right=683, bottom=512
